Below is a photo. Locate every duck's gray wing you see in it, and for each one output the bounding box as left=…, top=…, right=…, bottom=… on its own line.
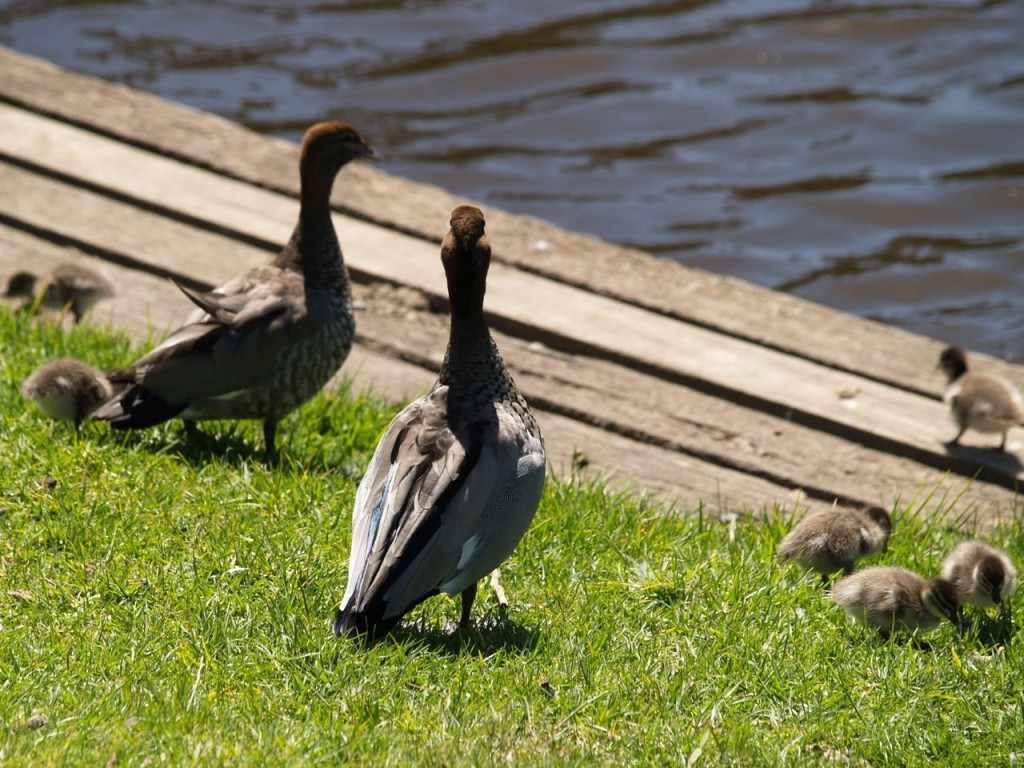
left=124, top=272, right=310, bottom=401
left=175, top=282, right=238, bottom=326
left=341, top=386, right=478, bottom=619
left=176, top=264, right=298, bottom=325
left=342, top=385, right=540, bottom=625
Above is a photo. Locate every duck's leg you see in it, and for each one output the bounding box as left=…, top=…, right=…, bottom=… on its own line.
left=263, top=419, right=279, bottom=465
left=74, top=402, right=87, bottom=429
left=459, top=582, right=478, bottom=627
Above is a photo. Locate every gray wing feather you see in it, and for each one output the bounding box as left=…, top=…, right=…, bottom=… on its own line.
left=342, top=385, right=546, bottom=623
left=126, top=271, right=310, bottom=401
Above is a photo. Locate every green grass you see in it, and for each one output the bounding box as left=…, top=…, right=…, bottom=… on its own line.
left=1, top=307, right=1023, bottom=767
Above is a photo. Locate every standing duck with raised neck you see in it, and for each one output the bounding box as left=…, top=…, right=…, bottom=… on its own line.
left=92, top=122, right=375, bottom=462
left=939, top=345, right=1024, bottom=452
left=941, top=540, right=1017, bottom=611
left=777, top=505, right=891, bottom=584
left=335, top=206, right=546, bottom=640
left=4, top=262, right=114, bottom=324
left=831, top=566, right=961, bottom=639
left=21, top=358, right=115, bottom=427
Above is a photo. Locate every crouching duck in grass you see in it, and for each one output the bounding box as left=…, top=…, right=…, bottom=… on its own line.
left=335, top=206, right=546, bottom=640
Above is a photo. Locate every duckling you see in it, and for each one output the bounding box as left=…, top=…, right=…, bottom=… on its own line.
left=831, top=566, right=961, bottom=639
left=941, top=540, right=1017, bottom=610
left=92, top=122, right=376, bottom=462
left=335, top=206, right=546, bottom=640
left=939, top=345, right=1024, bottom=452
left=21, top=358, right=115, bottom=427
left=777, top=505, right=891, bottom=583
left=4, top=262, right=114, bottom=324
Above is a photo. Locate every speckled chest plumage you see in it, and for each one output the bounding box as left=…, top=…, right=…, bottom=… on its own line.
left=185, top=228, right=356, bottom=422
left=440, top=331, right=542, bottom=445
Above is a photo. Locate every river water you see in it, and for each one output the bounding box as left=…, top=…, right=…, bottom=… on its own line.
left=2, top=0, right=1022, bottom=361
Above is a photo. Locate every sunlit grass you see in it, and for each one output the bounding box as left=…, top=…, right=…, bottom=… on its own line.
left=1, top=307, right=1022, bottom=767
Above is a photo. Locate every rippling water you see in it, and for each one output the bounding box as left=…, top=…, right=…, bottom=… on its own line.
left=2, top=0, right=1022, bottom=360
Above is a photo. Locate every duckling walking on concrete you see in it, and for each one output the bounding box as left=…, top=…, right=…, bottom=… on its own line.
left=939, top=345, right=1024, bottom=452
left=92, top=122, right=375, bottom=462
left=335, top=206, right=546, bottom=640
left=4, top=262, right=114, bottom=324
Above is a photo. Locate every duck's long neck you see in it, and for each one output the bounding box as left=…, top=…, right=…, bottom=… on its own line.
left=276, top=164, right=350, bottom=296
left=438, top=311, right=511, bottom=399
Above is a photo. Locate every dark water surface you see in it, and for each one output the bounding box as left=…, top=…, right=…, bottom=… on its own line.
left=3, top=0, right=1023, bottom=361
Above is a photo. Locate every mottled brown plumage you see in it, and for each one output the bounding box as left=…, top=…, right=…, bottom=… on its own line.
left=939, top=345, right=1024, bottom=452
left=21, top=358, right=115, bottom=426
left=92, top=121, right=376, bottom=461
left=777, top=506, right=891, bottom=583
left=832, top=566, right=961, bottom=639
left=335, top=206, right=546, bottom=640
left=4, top=262, right=114, bottom=324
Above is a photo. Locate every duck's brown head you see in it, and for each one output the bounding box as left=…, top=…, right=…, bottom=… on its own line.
left=976, top=555, right=1009, bottom=605
left=442, top=206, right=490, bottom=316
left=300, top=121, right=377, bottom=180
left=938, top=346, right=968, bottom=382
left=4, top=271, right=38, bottom=298
left=924, top=577, right=962, bottom=629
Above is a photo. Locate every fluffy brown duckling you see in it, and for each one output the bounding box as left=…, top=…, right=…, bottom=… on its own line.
left=4, top=262, right=114, bottom=324
left=941, top=541, right=1017, bottom=610
left=92, top=121, right=376, bottom=463
left=939, top=345, right=1024, bottom=452
left=831, top=566, right=961, bottom=639
left=777, top=505, right=891, bottom=583
left=21, top=358, right=115, bottom=427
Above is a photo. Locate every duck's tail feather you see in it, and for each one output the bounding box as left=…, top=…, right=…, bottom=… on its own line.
left=91, top=385, right=186, bottom=429
left=333, top=605, right=399, bottom=642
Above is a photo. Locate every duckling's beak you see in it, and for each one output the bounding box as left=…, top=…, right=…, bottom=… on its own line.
left=362, top=145, right=380, bottom=162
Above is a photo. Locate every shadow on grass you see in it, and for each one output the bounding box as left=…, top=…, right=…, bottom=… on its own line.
left=962, top=608, right=1015, bottom=648
left=349, top=614, right=541, bottom=659
left=97, top=422, right=265, bottom=466
left=92, top=420, right=365, bottom=478
left=853, top=609, right=1015, bottom=650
